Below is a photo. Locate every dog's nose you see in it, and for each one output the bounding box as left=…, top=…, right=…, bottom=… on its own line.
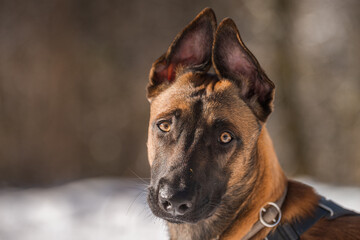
left=158, top=185, right=194, bottom=216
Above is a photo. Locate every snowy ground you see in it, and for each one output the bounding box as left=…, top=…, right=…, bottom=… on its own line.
left=0, top=178, right=359, bottom=240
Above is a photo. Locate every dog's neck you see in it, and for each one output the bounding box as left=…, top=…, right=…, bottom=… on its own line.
left=167, top=126, right=287, bottom=240
left=219, top=126, right=287, bottom=240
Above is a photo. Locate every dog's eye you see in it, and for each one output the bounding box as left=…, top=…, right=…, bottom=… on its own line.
left=219, top=131, right=232, bottom=144
left=158, top=121, right=171, bottom=132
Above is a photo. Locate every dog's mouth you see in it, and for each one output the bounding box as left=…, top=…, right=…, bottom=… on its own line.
left=147, top=187, right=221, bottom=223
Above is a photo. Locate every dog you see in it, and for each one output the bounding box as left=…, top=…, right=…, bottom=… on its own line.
left=146, top=8, right=360, bottom=240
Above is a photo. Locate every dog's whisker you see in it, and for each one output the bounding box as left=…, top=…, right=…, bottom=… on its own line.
left=126, top=191, right=147, bottom=215
left=129, top=170, right=150, bottom=185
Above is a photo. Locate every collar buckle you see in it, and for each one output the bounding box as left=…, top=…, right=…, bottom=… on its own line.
left=259, top=202, right=282, bottom=228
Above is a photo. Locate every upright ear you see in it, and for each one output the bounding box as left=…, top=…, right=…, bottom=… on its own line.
left=147, top=8, right=216, bottom=100
left=212, top=18, right=275, bottom=122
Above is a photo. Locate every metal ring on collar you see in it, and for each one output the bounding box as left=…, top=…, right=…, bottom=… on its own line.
left=259, top=202, right=282, bottom=228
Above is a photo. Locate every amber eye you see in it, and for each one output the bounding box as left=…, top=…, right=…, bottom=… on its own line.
left=158, top=121, right=171, bottom=132
left=219, top=131, right=232, bottom=144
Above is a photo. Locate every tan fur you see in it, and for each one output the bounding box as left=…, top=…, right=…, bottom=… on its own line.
left=303, top=217, right=360, bottom=240
left=147, top=8, right=360, bottom=240
left=221, top=127, right=287, bottom=240
left=217, top=128, right=360, bottom=240
left=148, top=77, right=360, bottom=239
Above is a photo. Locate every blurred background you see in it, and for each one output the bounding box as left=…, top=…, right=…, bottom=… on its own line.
left=0, top=0, right=359, bottom=239
left=1, top=0, right=360, bottom=186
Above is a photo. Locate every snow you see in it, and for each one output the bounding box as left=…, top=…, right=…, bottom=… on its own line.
left=0, top=178, right=359, bottom=240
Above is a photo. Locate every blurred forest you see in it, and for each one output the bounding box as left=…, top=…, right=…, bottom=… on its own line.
left=0, top=0, right=359, bottom=187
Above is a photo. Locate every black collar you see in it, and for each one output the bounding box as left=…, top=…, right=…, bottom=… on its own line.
left=266, top=196, right=360, bottom=240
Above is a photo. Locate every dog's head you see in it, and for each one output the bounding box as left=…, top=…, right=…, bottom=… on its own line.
left=146, top=8, right=274, bottom=224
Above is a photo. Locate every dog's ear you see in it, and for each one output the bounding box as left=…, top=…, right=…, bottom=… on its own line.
left=213, top=18, right=275, bottom=122
left=147, top=8, right=216, bottom=100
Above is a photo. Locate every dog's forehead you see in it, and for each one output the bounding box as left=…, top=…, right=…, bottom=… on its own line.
left=150, top=72, right=257, bottom=125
